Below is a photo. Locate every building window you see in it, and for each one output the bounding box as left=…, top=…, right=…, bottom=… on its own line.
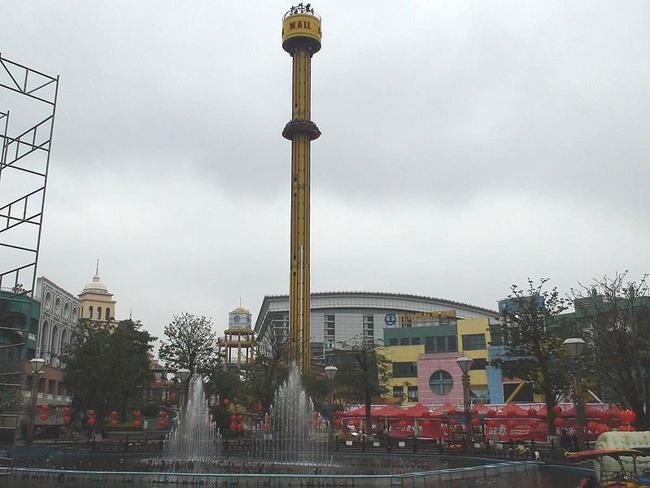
left=462, top=334, right=486, bottom=351
left=411, top=337, right=421, bottom=345
left=392, top=362, right=417, bottom=378
left=88, top=306, right=93, bottom=319
left=424, top=336, right=458, bottom=353
left=400, top=315, right=412, bottom=328
left=392, top=386, right=404, bottom=398
left=400, top=337, right=409, bottom=345
left=470, top=358, right=487, bottom=370
left=97, top=306, right=102, bottom=319
left=407, top=386, right=418, bottom=401
left=429, top=370, right=454, bottom=396
left=389, top=338, right=398, bottom=346
left=105, top=307, right=110, bottom=320
left=324, top=314, right=335, bottom=349
left=363, top=314, right=374, bottom=344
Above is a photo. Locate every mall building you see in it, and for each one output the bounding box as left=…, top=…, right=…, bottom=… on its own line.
left=254, top=292, right=498, bottom=397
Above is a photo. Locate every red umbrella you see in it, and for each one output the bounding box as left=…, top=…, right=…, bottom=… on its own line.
left=497, top=403, right=529, bottom=418
left=373, top=405, right=404, bottom=418
left=402, top=403, right=429, bottom=418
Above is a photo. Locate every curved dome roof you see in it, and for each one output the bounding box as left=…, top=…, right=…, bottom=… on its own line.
left=82, top=274, right=109, bottom=294
left=232, top=306, right=250, bottom=314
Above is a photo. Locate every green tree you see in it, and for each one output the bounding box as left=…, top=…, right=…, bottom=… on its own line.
left=491, top=279, right=572, bottom=435
left=158, top=313, right=218, bottom=375
left=63, top=319, right=154, bottom=430
left=241, top=334, right=289, bottom=412
left=572, top=272, right=650, bottom=429
left=331, top=340, right=391, bottom=434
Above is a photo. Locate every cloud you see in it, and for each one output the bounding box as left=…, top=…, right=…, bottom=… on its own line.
left=1, top=0, right=648, bottom=342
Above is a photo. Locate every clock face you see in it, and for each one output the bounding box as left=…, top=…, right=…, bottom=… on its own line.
left=234, top=315, right=240, bottom=323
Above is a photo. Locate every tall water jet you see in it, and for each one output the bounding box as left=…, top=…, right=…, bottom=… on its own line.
left=164, top=374, right=221, bottom=461
left=251, top=363, right=328, bottom=465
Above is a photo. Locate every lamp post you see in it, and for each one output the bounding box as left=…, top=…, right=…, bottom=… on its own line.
left=26, top=358, right=45, bottom=446
left=456, top=356, right=473, bottom=455
left=177, top=368, right=191, bottom=410
left=563, top=337, right=586, bottom=450
left=324, top=365, right=338, bottom=446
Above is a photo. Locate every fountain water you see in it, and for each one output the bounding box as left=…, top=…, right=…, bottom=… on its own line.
left=164, top=374, right=222, bottom=461
left=251, top=363, right=330, bottom=465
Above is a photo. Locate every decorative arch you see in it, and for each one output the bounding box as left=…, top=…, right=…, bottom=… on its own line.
left=105, top=307, right=110, bottom=320
left=40, top=320, right=49, bottom=354
left=60, top=329, right=69, bottom=354
left=97, top=306, right=102, bottom=319
left=50, top=325, right=59, bottom=356
left=89, top=306, right=93, bottom=319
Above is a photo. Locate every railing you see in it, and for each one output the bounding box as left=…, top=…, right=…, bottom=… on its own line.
left=2, top=461, right=538, bottom=486
left=283, top=6, right=321, bottom=21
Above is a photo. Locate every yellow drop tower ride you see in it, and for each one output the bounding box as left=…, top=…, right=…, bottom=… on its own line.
left=282, top=5, right=322, bottom=373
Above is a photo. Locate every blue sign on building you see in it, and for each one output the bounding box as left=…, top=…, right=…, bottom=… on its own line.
left=384, top=313, right=397, bottom=327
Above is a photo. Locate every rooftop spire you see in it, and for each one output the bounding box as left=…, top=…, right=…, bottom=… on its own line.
left=95, top=258, right=100, bottom=278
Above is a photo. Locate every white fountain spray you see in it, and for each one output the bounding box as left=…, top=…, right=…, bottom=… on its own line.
left=164, top=374, right=221, bottom=461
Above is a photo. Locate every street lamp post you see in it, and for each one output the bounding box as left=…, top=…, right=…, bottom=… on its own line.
left=26, top=358, right=45, bottom=446
left=177, top=368, right=191, bottom=410
left=563, top=337, right=586, bottom=450
left=324, top=365, right=338, bottom=447
left=456, top=356, right=473, bottom=455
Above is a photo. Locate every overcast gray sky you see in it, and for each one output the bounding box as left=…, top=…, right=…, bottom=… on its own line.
left=2, top=1, right=649, bottom=341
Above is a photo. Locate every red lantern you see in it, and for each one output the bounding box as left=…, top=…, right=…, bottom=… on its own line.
left=552, top=405, right=562, bottom=416
left=597, top=423, right=609, bottom=434
left=87, top=417, right=96, bottom=427
left=133, top=419, right=142, bottom=429
left=109, top=419, right=118, bottom=427
left=527, top=408, right=537, bottom=417
left=599, top=410, right=610, bottom=421
left=587, top=421, right=598, bottom=432
left=471, top=417, right=481, bottom=427
left=110, top=410, right=118, bottom=419
left=63, top=415, right=71, bottom=425
left=159, top=419, right=168, bottom=428
left=619, top=409, right=630, bottom=424
left=39, top=414, right=48, bottom=422
left=223, top=398, right=230, bottom=407
left=134, top=410, right=142, bottom=419
left=506, top=420, right=516, bottom=431
left=231, top=414, right=237, bottom=421
left=230, top=422, right=237, bottom=431
left=487, top=409, right=497, bottom=417
left=238, top=423, right=244, bottom=432
left=63, top=406, right=71, bottom=415
left=471, top=406, right=479, bottom=416
left=487, top=419, right=497, bottom=429
left=554, top=417, right=565, bottom=428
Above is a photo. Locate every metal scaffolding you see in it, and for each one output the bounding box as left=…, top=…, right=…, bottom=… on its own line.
left=0, top=54, right=59, bottom=299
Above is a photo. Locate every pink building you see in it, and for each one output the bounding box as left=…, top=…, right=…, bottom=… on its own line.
left=417, top=352, right=464, bottom=405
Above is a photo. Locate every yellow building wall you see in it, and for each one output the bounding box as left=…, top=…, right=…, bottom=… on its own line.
left=379, top=344, right=424, bottom=395
left=79, top=297, right=115, bottom=321
left=457, top=318, right=490, bottom=388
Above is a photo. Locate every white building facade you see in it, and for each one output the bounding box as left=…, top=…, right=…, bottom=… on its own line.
left=254, top=291, right=498, bottom=358
left=35, top=277, right=80, bottom=367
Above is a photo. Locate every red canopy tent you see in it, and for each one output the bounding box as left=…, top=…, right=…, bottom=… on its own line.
left=372, top=405, right=404, bottom=418
left=402, top=403, right=430, bottom=418
left=471, top=403, right=491, bottom=415
left=429, top=403, right=458, bottom=417
left=497, top=402, right=529, bottom=418
left=344, top=406, right=367, bottom=418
